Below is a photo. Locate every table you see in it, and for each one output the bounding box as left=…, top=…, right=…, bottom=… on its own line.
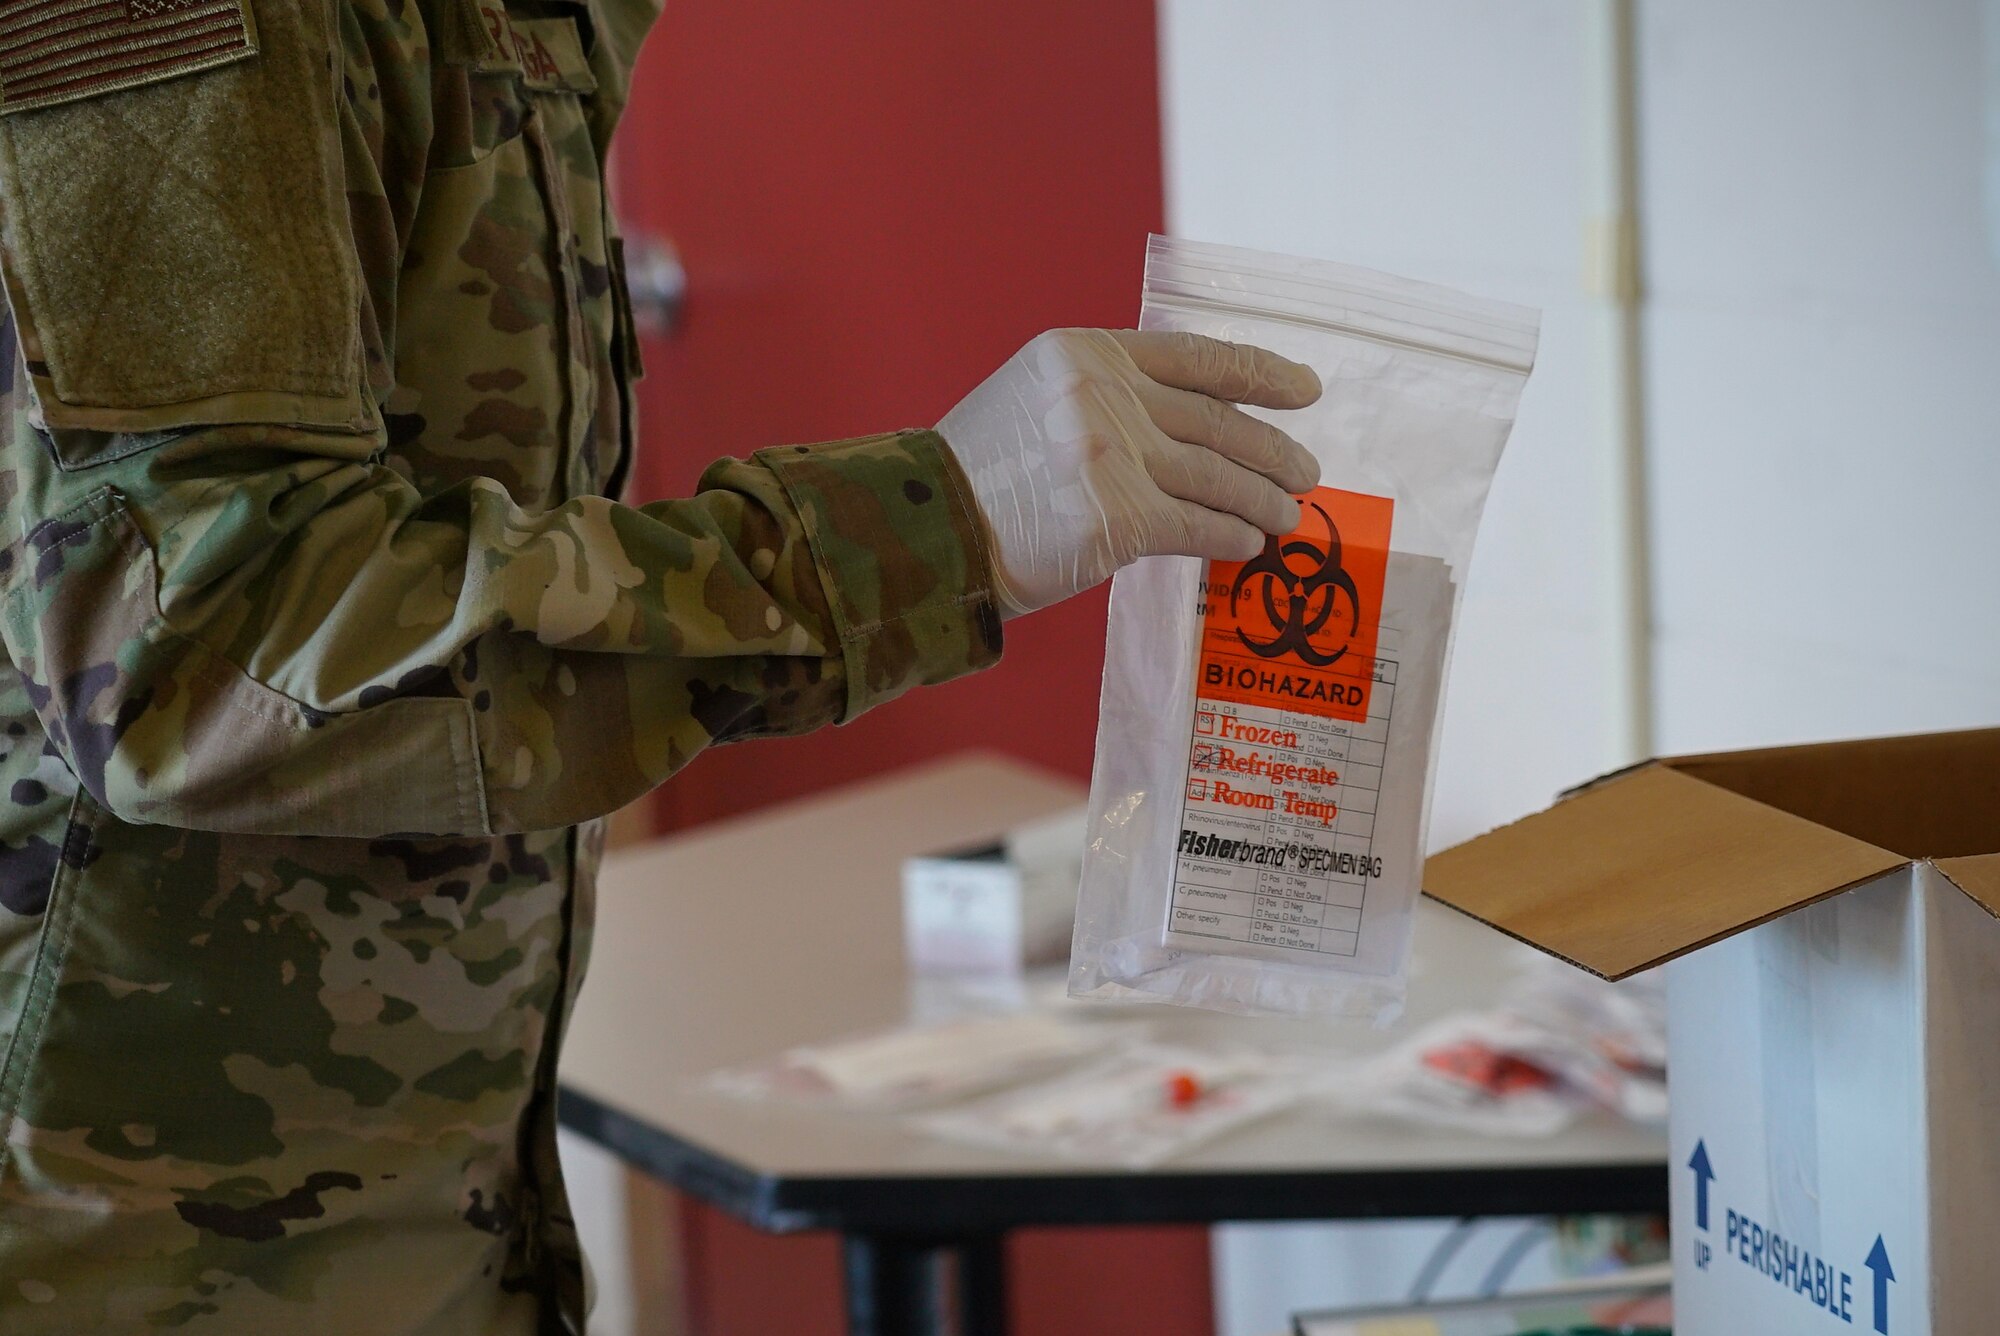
left=558, top=754, right=1668, bottom=1336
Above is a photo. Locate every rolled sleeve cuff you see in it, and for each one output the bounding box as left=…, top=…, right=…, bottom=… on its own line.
left=755, top=429, right=1003, bottom=721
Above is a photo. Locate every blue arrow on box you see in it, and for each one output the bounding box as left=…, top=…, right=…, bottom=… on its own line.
left=1865, top=1235, right=1895, bottom=1335
left=1687, top=1139, right=1715, bottom=1232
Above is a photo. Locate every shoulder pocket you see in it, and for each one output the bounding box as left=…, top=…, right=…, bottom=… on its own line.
left=0, top=0, right=373, bottom=456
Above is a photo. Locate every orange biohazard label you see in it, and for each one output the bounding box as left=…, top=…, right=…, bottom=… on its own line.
left=1195, top=486, right=1393, bottom=724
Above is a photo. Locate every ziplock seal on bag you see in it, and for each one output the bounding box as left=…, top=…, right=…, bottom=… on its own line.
left=1068, top=236, right=1539, bottom=1023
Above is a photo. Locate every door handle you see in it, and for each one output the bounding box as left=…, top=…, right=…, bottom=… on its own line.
left=622, top=231, right=686, bottom=337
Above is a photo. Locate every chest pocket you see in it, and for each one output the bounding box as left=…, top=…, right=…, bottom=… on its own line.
left=402, top=0, right=628, bottom=508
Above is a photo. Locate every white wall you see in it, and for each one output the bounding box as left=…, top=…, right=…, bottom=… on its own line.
left=1162, top=0, right=1617, bottom=858
left=560, top=1128, right=635, bottom=1336
left=1161, top=7, right=1601, bottom=1330
left=1162, top=2, right=2000, bottom=1332
left=1642, top=0, right=2000, bottom=752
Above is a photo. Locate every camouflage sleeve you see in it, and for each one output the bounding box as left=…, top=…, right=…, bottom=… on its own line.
left=578, top=0, right=665, bottom=152
left=0, top=418, right=1002, bottom=837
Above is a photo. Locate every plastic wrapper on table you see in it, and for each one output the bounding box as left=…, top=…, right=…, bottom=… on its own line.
left=704, top=1011, right=1146, bottom=1111
left=912, top=1042, right=1314, bottom=1168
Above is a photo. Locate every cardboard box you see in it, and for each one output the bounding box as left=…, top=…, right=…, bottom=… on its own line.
left=1425, top=728, right=2000, bottom=1336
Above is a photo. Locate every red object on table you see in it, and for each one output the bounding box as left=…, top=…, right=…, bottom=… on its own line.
left=1422, top=1041, right=1559, bottom=1097
left=1165, top=1070, right=1206, bottom=1110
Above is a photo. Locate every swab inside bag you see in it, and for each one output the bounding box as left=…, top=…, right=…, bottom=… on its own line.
left=1068, top=237, right=1539, bottom=1023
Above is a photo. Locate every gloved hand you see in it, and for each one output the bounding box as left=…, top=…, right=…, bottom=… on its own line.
left=937, top=328, right=1322, bottom=617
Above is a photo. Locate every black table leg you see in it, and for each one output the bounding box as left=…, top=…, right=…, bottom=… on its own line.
left=842, top=1232, right=1009, bottom=1336
left=956, top=1234, right=1007, bottom=1336
left=844, top=1235, right=939, bottom=1336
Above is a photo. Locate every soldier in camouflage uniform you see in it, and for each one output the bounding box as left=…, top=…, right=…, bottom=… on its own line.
left=0, top=0, right=1322, bottom=1330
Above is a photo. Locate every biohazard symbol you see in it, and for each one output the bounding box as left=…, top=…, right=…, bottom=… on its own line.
left=1228, top=503, right=1362, bottom=666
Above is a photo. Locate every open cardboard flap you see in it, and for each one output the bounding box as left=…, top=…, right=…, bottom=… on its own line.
left=1426, top=729, right=2000, bottom=979
left=1667, top=726, right=2000, bottom=860
left=1936, top=853, right=2000, bottom=920
left=1423, top=763, right=1906, bottom=979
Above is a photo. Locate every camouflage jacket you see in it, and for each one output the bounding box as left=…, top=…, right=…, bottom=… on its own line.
left=0, top=0, right=1001, bottom=1329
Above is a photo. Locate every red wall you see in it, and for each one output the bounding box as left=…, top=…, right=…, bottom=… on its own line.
left=678, top=1216, right=1219, bottom=1336
left=617, top=1, right=1139, bottom=830
left=612, top=2, right=1213, bottom=1332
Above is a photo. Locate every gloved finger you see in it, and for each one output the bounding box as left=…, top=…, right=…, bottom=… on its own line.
left=1138, top=380, right=1321, bottom=494
left=1145, top=435, right=1304, bottom=535
left=1107, top=329, right=1322, bottom=409
left=1153, top=499, right=1268, bottom=563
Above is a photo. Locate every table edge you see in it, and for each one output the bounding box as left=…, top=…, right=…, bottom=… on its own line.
left=558, top=1085, right=1668, bottom=1236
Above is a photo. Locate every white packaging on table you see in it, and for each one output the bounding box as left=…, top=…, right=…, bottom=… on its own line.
left=913, top=1043, right=1311, bottom=1168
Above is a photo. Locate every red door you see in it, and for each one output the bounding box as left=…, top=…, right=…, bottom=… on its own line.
left=611, top=2, right=1213, bottom=1332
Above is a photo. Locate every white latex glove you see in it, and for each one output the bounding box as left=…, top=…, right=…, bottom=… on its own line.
left=937, top=328, right=1322, bottom=617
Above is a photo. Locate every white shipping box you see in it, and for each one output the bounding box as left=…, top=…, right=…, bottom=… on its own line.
left=1426, top=728, right=2000, bottom=1336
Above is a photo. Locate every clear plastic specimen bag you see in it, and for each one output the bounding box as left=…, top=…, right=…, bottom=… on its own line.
left=1069, top=237, right=1538, bottom=1022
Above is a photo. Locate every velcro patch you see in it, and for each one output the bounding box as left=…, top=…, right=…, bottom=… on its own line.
left=0, top=0, right=256, bottom=114
left=470, top=4, right=595, bottom=94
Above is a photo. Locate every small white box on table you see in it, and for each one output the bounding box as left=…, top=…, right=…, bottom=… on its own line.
left=902, top=806, right=1086, bottom=976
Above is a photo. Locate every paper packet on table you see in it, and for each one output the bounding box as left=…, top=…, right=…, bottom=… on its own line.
left=705, top=1012, right=1142, bottom=1111
left=1319, top=1011, right=1581, bottom=1138
left=913, top=1044, right=1310, bottom=1168
left=1319, top=962, right=1669, bottom=1137
left=1069, top=236, right=1539, bottom=1024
